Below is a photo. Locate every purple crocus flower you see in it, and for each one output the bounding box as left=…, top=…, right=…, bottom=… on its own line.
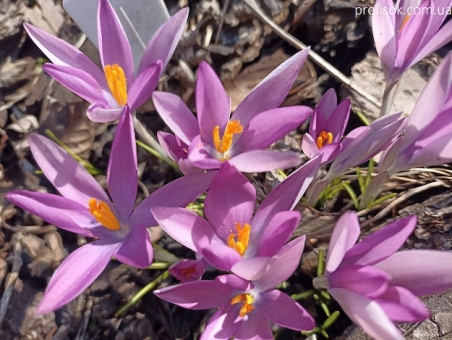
left=373, top=0, right=452, bottom=87
left=314, top=211, right=452, bottom=340
left=169, top=259, right=205, bottom=283
left=6, top=107, right=214, bottom=313
left=301, top=89, right=351, bottom=164
left=155, top=236, right=315, bottom=339
left=153, top=50, right=313, bottom=173
left=24, top=0, right=188, bottom=122
left=151, top=157, right=320, bottom=273
left=379, top=52, right=452, bottom=175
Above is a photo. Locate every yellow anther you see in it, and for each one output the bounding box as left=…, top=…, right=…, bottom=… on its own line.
left=88, top=198, right=121, bottom=231
left=104, top=64, right=128, bottom=106
left=227, top=222, right=251, bottom=256
left=398, top=14, right=411, bottom=33
left=181, top=265, right=196, bottom=278
left=213, top=120, right=243, bottom=155
left=230, top=293, right=254, bottom=317
left=316, top=131, right=334, bottom=149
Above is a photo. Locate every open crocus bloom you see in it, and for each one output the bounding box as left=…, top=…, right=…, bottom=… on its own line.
left=301, top=89, right=351, bottom=164
left=373, top=0, right=452, bottom=87
left=155, top=236, right=315, bottom=339
left=24, top=0, right=188, bottom=122
left=314, top=211, right=452, bottom=340
left=379, top=52, right=452, bottom=175
left=153, top=50, right=313, bottom=174
left=6, top=107, right=214, bottom=313
left=152, top=158, right=320, bottom=273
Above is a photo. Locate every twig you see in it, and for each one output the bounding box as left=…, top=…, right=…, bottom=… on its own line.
left=119, top=7, right=146, bottom=50
left=242, top=0, right=381, bottom=109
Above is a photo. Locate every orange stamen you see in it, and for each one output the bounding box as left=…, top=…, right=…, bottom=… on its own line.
left=230, top=293, right=254, bottom=317
left=180, top=265, right=196, bottom=278
left=213, top=120, right=243, bottom=156
left=227, top=222, right=251, bottom=256
left=316, top=131, right=334, bottom=149
left=398, top=14, right=411, bottom=33
left=104, top=64, right=127, bottom=106
left=88, top=198, right=121, bottom=231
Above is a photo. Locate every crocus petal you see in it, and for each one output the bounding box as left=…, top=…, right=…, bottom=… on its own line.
left=200, top=243, right=242, bottom=271
left=257, top=289, right=315, bottom=331
left=311, top=88, right=337, bottom=136
left=254, top=236, right=305, bottom=292
left=228, top=150, right=301, bottom=173
left=114, top=227, right=152, bottom=269
left=375, top=250, right=452, bottom=296
left=301, top=133, right=320, bottom=158
left=200, top=304, right=243, bottom=340
left=153, top=91, right=200, bottom=145
left=97, top=0, right=134, bottom=80
left=231, top=257, right=270, bottom=281
left=233, top=106, right=312, bottom=154
left=6, top=191, right=92, bottom=237
left=169, top=259, right=205, bottom=283
left=234, top=311, right=273, bottom=340
left=329, top=288, right=404, bottom=340
left=215, top=274, right=251, bottom=292
left=416, top=19, right=452, bottom=65
left=155, top=280, right=232, bottom=310
left=233, top=49, right=310, bottom=127
left=138, top=8, right=189, bottom=73
left=325, top=211, right=361, bottom=273
left=127, top=62, right=161, bottom=111
left=157, top=131, right=188, bottom=163
left=107, top=107, right=137, bottom=222
left=204, top=162, right=255, bottom=240
left=187, top=135, right=222, bottom=170
left=130, top=171, right=215, bottom=229
left=86, top=104, right=123, bottom=123
left=23, top=23, right=106, bottom=86
left=36, top=240, right=119, bottom=314
left=325, top=98, right=351, bottom=140
left=43, top=64, right=108, bottom=106
left=375, top=286, right=429, bottom=322
left=28, top=134, right=110, bottom=205
left=256, top=211, right=301, bottom=257
left=341, top=216, right=416, bottom=267
left=196, top=62, right=230, bottom=144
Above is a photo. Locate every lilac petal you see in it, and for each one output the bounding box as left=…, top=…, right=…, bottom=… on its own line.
left=257, top=289, right=315, bottom=331
left=375, top=286, right=429, bottom=322
left=200, top=304, right=242, bottom=340
left=233, top=49, right=310, bottom=127
left=196, top=62, right=230, bottom=144
left=130, top=171, right=215, bottom=229
left=256, top=211, right=301, bottom=257
left=314, top=89, right=337, bottom=122
left=107, top=107, right=137, bottom=222
left=187, top=135, right=222, bottom=170
left=233, top=106, right=312, bottom=154
left=43, top=64, right=108, bottom=106
left=215, top=274, right=251, bottom=292
left=416, top=19, right=452, bottom=65
left=138, top=8, right=189, bottom=73
left=36, top=240, right=119, bottom=314
left=151, top=207, right=217, bottom=252
left=169, top=259, right=205, bottom=283
left=231, top=257, right=270, bottom=281
left=249, top=157, right=320, bottom=245
left=23, top=23, right=106, bottom=86
left=6, top=191, right=92, bottom=237
left=97, top=0, right=133, bottom=80
left=86, top=104, right=123, bottom=123
left=157, top=131, right=188, bottom=163
left=127, top=62, right=161, bottom=111
left=325, top=211, right=361, bottom=273
left=329, top=288, right=404, bottom=340
left=228, top=150, right=301, bottom=173
left=28, top=134, right=109, bottom=205
left=154, top=280, right=232, bottom=310
left=234, top=311, right=273, bottom=340
left=375, top=250, right=452, bottom=296
left=301, top=133, right=320, bottom=158
left=325, top=98, right=351, bottom=140
left=341, top=216, right=416, bottom=267
left=200, top=243, right=242, bottom=271
left=153, top=91, right=200, bottom=145
left=328, top=265, right=390, bottom=298
left=204, top=162, right=255, bottom=240
left=254, top=236, right=306, bottom=292
left=114, top=228, right=152, bottom=269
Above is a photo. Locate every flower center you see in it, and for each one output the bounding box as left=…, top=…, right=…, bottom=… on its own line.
left=104, top=64, right=128, bottom=106
left=212, top=120, right=243, bottom=161
left=180, top=265, right=196, bottom=278
left=316, top=131, right=333, bottom=149
left=230, top=293, right=254, bottom=317
left=227, top=222, right=250, bottom=256
left=398, top=14, right=411, bottom=34
left=88, top=198, right=121, bottom=231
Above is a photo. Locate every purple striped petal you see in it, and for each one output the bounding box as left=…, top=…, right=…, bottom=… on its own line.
left=153, top=91, right=200, bottom=145
left=228, top=150, right=301, bottom=173
left=86, top=104, right=123, bottom=123
left=127, top=62, right=161, bottom=111
left=233, top=49, right=310, bottom=127
left=36, top=240, right=119, bottom=314
left=234, top=311, right=273, bottom=340
left=416, top=19, right=452, bottom=65
left=114, top=227, right=152, bottom=269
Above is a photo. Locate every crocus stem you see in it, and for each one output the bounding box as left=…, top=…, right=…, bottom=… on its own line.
left=147, top=262, right=170, bottom=270
left=380, top=81, right=400, bottom=117
left=291, top=289, right=316, bottom=300
left=115, top=270, right=170, bottom=316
